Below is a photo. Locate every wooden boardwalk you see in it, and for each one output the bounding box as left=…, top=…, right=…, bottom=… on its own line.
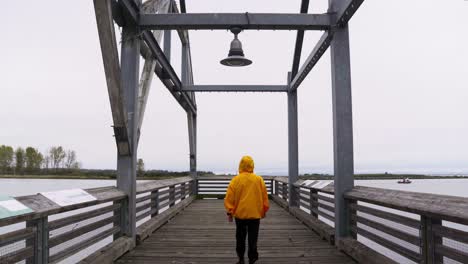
left=117, top=199, right=355, bottom=264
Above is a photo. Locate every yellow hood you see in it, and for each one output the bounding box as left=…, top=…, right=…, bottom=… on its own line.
left=238, top=156, right=254, bottom=173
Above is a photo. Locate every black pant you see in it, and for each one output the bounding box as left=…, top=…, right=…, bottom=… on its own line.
left=235, top=218, right=260, bottom=261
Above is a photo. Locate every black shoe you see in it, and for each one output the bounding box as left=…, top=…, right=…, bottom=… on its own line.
left=249, top=257, right=258, bottom=264
left=236, top=259, right=245, bottom=264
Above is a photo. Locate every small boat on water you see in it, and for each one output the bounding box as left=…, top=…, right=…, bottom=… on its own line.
left=398, top=178, right=412, bottom=184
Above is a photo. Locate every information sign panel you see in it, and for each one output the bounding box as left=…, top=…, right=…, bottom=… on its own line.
left=0, top=195, right=33, bottom=219
left=41, top=189, right=96, bottom=207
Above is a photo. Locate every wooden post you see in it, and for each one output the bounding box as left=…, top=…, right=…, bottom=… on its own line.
left=274, top=180, right=279, bottom=196
left=282, top=183, right=288, bottom=201
left=310, top=189, right=319, bottom=218
left=169, top=186, right=176, bottom=207
left=26, top=217, right=48, bottom=264
left=421, top=216, right=443, bottom=264
left=150, top=190, right=159, bottom=218
left=348, top=199, right=357, bottom=239
left=114, top=199, right=125, bottom=239
left=181, top=182, right=186, bottom=200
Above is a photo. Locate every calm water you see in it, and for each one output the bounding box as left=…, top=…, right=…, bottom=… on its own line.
left=1, top=178, right=467, bottom=263
left=1, top=178, right=468, bottom=197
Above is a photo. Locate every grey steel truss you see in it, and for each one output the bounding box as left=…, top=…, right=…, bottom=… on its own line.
left=93, top=0, right=365, bottom=243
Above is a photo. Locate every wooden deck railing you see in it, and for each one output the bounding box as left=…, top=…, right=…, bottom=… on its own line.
left=197, top=176, right=273, bottom=196
left=0, top=176, right=194, bottom=264
left=270, top=178, right=468, bottom=264
left=2, top=176, right=468, bottom=264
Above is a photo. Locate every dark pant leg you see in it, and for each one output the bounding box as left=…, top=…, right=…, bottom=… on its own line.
left=235, top=219, right=248, bottom=260
left=247, top=219, right=260, bottom=261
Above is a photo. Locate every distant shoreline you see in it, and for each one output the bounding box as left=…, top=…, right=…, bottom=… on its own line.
left=0, top=173, right=467, bottom=180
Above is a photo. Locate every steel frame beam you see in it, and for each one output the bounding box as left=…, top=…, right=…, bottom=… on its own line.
left=329, top=2, right=355, bottom=241
left=182, top=85, right=288, bottom=92
left=137, top=0, right=171, bottom=133
left=141, top=30, right=197, bottom=114
left=291, top=0, right=310, bottom=79
left=139, top=13, right=331, bottom=30
left=289, top=32, right=333, bottom=91
left=287, top=72, right=299, bottom=208
left=93, top=0, right=130, bottom=156
left=334, top=0, right=365, bottom=26
left=117, top=14, right=140, bottom=239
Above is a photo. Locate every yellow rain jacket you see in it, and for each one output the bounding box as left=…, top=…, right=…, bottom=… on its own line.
left=224, top=156, right=270, bottom=219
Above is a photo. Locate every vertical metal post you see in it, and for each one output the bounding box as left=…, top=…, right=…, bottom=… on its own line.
left=117, top=19, right=140, bottom=239
left=164, top=29, right=171, bottom=61
left=328, top=4, right=355, bottom=239
left=183, top=42, right=198, bottom=195
left=287, top=72, right=299, bottom=207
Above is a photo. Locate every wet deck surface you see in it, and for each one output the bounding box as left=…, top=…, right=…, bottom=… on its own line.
left=116, top=199, right=355, bottom=264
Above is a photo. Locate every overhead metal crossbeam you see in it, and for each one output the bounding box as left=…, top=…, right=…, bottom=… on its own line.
left=289, top=32, right=333, bottom=91
left=182, top=85, right=289, bottom=92
left=141, top=30, right=197, bottom=113
left=139, top=13, right=331, bottom=30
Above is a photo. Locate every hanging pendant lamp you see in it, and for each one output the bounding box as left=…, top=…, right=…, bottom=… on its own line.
left=220, top=27, right=252, bottom=67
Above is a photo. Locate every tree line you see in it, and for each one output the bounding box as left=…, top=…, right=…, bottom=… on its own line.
left=0, top=145, right=81, bottom=175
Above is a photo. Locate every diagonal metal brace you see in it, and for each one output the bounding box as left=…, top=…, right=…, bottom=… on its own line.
left=289, top=31, right=334, bottom=91
left=141, top=31, right=197, bottom=114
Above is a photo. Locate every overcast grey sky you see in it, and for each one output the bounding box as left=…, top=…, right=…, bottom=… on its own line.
left=1, top=0, right=467, bottom=175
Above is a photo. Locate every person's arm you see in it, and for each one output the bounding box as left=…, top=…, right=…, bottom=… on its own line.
left=224, top=178, right=236, bottom=216
left=261, top=178, right=270, bottom=217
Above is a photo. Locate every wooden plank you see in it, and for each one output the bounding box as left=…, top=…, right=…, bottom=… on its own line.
left=435, top=244, right=468, bottom=263
left=49, top=215, right=116, bottom=248
left=0, top=227, right=35, bottom=247
left=289, top=207, right=335, bottom=244
left=346, top=186, right=468, bottom=225
left=136, top=177, right=193, bottom=194
left=78, top=236, right=135, bottom=264
left=49, top=203, right=120, bottom=230
left=197, top=176, right=275, bottom=181
left=353, top=215, right=420, bottom=246
left=49, top=226, right=120, bottom=263
left=433, top=224, right=468, bottom=244
left=353, top=226, right=421, bottom=262
left=351, top=203, right=420, bottom=229
left=119, top=199, right=353, bottom=263
left=136, top=207, right=158, bottom=222
left=337, top=238, right=397, bottom=264
left=136, top=196, right=195, bottom=244
left=0, top=187, right=125, bottom=228
left=270, top=194, right=288, bottom=210
left=0, top=246, right=34, bottom=263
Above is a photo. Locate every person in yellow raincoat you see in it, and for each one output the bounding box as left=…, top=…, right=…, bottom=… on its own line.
left=225, top=156, right=270, bottom=264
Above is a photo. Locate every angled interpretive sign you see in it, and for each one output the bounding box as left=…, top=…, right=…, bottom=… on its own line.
left=0, top=195, right=33, bottom=219
left=41, top=189, right=97, bottom=207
